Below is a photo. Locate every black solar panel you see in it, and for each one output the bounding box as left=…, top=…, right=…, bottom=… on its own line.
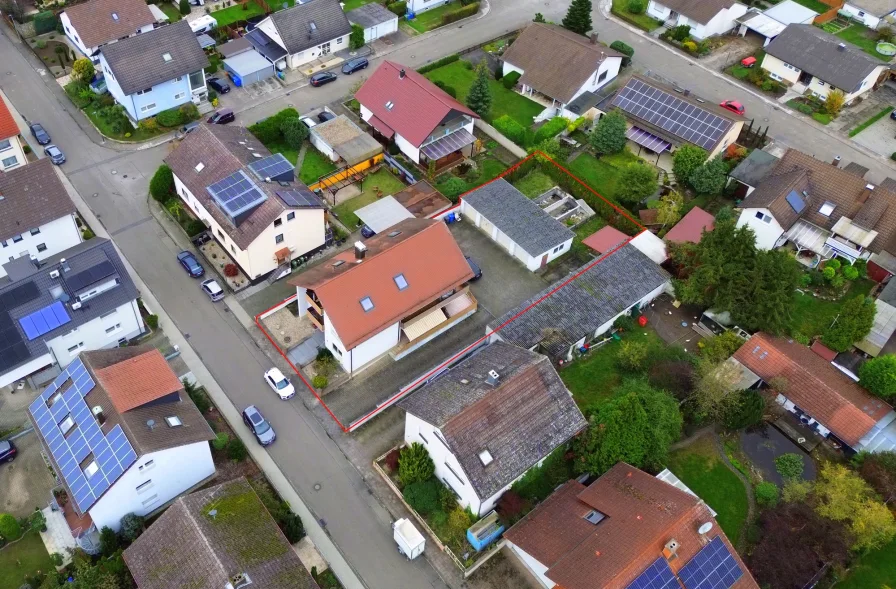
left=277, top=188, right=321, bottom=208
left=0, top=280, right=40, bottom=371
left=64, top=260, right=115, bottom=293
left=248, top=153, right=294, bottom=181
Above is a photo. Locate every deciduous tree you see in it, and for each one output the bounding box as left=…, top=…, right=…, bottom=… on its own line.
left=688, top=155, right=728, bottom=195
left=616, top=162, right=658, bottom=204
left=699, top=331, right=744, bottom=364
left=589, top=110, right=627, bottom=155
left=465, top=61, right=492, bottom=118
left=561, top=0, right=592, bottom=35
left=859, top=451, right=896, bottom=504
left=859, top=354, right=896, bottom=400
left=815, top=463, right=896, bottom=552
left=654, top=191, right=683, bottom=227
left=823, top=89, right=846, bottom=116
left=691, top=360, right=743, bottom=423
left=281, top=117, right=309, bottom=149
left=822, top=295, right=876, bottom=352
left=671, top=144, right=707, bottom=185
left=71, top=58, right=95, bottom=85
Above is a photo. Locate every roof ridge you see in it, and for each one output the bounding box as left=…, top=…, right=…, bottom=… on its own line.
left=182, top=492, right=231, bottom=582
left=444, top=357, right=545, bottom=426
left=383, top=60, right=465, bottom=113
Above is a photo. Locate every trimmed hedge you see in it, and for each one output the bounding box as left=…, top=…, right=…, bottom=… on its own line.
left=492, top=114, right=527, bottom=146
left=156, top=107, right=185, bottom=127
left=248, top=107, right=300, bottom=145
left=441, top=2, right=479, bottom=24
left=534, top=117, right=569, bottom=144
left=610, top=40, right=634, bottom=67
left=33, top=11, right=57, bottom=35
left=434, top=81, right=457, bottom=98
left=387, top=1, right=406, bottom=15
left=417, top=54, right=460, bottom=74
left=502, top=70, right=521, bottom=89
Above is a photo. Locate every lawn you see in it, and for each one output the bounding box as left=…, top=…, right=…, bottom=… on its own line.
left=331, top=168, right=407, bottom=229
left=791, top=278, right=875, bottom=339
left=511, top=170, right=556, bottom=198
left=790, top=0, right=829, bottom=12
left=341, top=0, right=379, bottom=9
left=848, top=106, right=894, bottom=137
left=0, top=531, right=54, bottom=589
left=566, top=153, right=624, bottom=202
left=261, top=140, right=299, bottom=165
left=82, top=106, right=165, bottom=142
left=424, top=61, right=543, bottom=127
left=610, top=0, right=662, bottom=31
left=300, top=146, right=338, bottom=185
left=600, top=148, right=642, bottom=170
left=210, top=0, right=266, bottom=27
left=666, top=438, right=749, bottom=545
left=159, top=2, right=182, bottom=21
left=834, top=537, right=896, bottom=588
left=434, top=156, right=508, bottom=199
left=836, top=24, right=892, bottom=59
left=406, top=1, right=466, bottom=33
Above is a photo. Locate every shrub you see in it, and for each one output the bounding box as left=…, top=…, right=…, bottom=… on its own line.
left=700, top=331, right=745, bottom=363
left=280, top=511, right=305, bottom=543
left=248, top=107, right=300, bottom=145
left=492, top=113, right=527, bottom=145
left=184, top=379, right=211, bottom=413
left=387, top=1, right=406, bottom=15
left=33, top=11, right=57, bottom=34
left=71, top=58, right=95, bottom=85
left=65, top=81, right=92, bottom=108
left=879, top=25, right=894, bottom=42
left=385, top=448, right=400, bottom=472
left=281, top=116, right=309, bottom=149
left=614, top=314, right=635, bottom=332
left=438, top=484, right=458, bottom=512
left=441, top=2, right=479, bottom=24
left=22, top=144, right=31, bottom=154
left=349, top=23, right=365, bottom=50
left=534, top=117, right=569, bottom=144
left=49, top=552, right=63, bottom=566
left=892, top=152, right=896, bottom=162
left=627, top=0, right=646, bottom=13
left=610, top=40, right=634, bottom=67
left=398, top=442, right=435, bottom=486
left=670, top=24, right=691, bottom=42
left=224, top=263, right=239, bottom=277
left=775, top=453, right=805, bottom=480
left=98, top=526, right=119, bottom=556
left=843, top=265, right=859, bottom=280
left=446, top=508, right=473, bottom=544
left=502, top=70, right=521, bottom=89
left=212, top=432, right=230, bottom=450
left=0, top=513, right=21, bottom=540
left=617, top=340, right=648, bottom=371
left=755, top=482, right=779, bottom=508
left=145, top=314, right=159, bottom=329
left=797, top=103, right=814, bottom=115
left=312, top=375, right=328, bottom=389
left=156, top=107, right=185, bottom=128
left=724, top=390, right=765, bottom=430
left=119, top=513, right=145, bottom=542
left=227, top=438, right=248, bottom=461
left=179, top=0, right=191, bottom=14
left=417, top=54, right=459, bottom=74
left=494, top=65, right=503, bottom=80
left=402, top=479, right=441, bottom=515
left=440, top=177, right=468, bottom=201
left=433, top=81, right=457, bottom=98
left=682, top=40, right=698, bottom=53
left=138, top=117, right=158, bottom=132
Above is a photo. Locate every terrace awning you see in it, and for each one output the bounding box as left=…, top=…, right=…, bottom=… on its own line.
left=403, top=306, right=447, bottom=341
left=368, top=115, right=394, bottom=139
left=420, top=128, right=475, bottom=161
left=626, top=126, right=672, bottom=153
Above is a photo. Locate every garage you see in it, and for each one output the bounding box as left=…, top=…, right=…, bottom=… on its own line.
left=222, top=49, right=275, bottom=87
left=346, top=3, right=399, bottom=43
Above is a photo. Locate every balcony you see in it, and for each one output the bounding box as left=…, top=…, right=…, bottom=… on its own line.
left=392, top=288, right=477, bottom=357
left=307, top=305, right=324, bottom=331
left=824, top=235, right=866, bottom=263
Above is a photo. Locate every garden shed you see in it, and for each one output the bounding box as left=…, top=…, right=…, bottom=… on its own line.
left=222, top=49, right=275, bottom=86
left=310, top=115, right=383, bottom=165
left=346, top=3, right=399, bottom=43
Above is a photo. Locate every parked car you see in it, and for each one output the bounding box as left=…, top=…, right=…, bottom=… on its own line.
left=317, top=111, right=336, bottom=123
left=242, top=405, right=276, bottom=446
left=264, top=367, right=295, bottom=400
left=200, top=278, right=225, bottom=302
left=719, top=100, right=745, bottom=116
left=465, top=256, right=482, bottom=281
left=44, top=144, right=65, bottom=165
left=890, top=109, right=896, bottom=121
left=29, top=122, right=50, bottom=145
left=208, top=108, right=235, bottom=125
left=0, top=440, right=16, bottom=463
left=300, top=116, right=317, bottom=129
left=361, top=224, right=376, bottom=239
left=177, top=250, right=205, bottom=277
left=310, top=71, right=337, bottom=87
left=206, top=77, right=231, bottom=94
left=341, top=57, right=368, bottom=75
left=180, top=121, right=201, bottom=137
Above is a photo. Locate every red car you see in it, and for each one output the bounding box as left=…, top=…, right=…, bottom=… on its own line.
left=719, top=100, right=745, bottom=115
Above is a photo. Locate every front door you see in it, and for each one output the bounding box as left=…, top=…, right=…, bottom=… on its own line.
left=320, top=42, right=331, bottom=56
left=798, top=70, right=812, bottom=85
left=541, top=254, right=548, bottom=268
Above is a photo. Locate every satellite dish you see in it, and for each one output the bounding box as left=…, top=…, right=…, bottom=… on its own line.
left=208, top=509, right=218, bottom=519
left=698, top=522, right=713, bottom=535
left=146, top=419, right=155, bottom=430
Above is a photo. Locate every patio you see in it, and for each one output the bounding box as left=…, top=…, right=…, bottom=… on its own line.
left=641, top=293, right=705, bottom=351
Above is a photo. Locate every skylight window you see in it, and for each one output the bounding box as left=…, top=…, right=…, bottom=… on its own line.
left=360, top=296, right=374, bottom=312
left=583, top=510, right=605, bottom=525
left=195, top=162, right=205, bottom=173
left=59, top=415, right=75, bottom=435
left=388, top=230, right=401, bottom=237
left=394, top=274, right=408, bottom=291
left=111, top=12, right=119, bottom=20
left=83, top=460, right=99, bottom=478
left=385, top=101, right=395, bottom=110
left=162, top=53, right=172, bottom=62
left=165, top=416, right=182, bottom=427
left=478, top=449, right=493, bottom=466
left=332, top=260, right=345, bottom=267
left=819, top=201, right=836, bottom=216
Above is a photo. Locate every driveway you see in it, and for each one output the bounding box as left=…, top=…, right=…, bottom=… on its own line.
left=850, top=108, right=896, bottom=158
left=0, top=431, right=56, bottom=518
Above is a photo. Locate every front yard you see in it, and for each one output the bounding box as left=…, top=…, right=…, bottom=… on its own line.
left=0, top=531, right=54, bottom=589
left=210, top=0, right=266, bottom=26
left=406, top=1, right=466, bottom=33
left=610, top=0, right=662, bottom=31
left=331, top=168, right=407, bottom=229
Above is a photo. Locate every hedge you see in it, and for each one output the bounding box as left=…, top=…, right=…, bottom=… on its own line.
left=248, top=107, right=300, bottom=145
left=492, top=114, right=527, bottom=146
left=33, top=11, right=57, bottom=35
left=502, top=70, right=521, bottom=89
left=441, top=2, right=479, bottom=24
left=534, top=117, right=569, bottom=144
left=434, top=81, right=457, bottom=98
left=387, top=1, right=406, bottom=15
left=417, top=54, right=460, bottom=74
left=156, top=107, right=185, bottom=128
left=610, top=40, right=634, bottom=67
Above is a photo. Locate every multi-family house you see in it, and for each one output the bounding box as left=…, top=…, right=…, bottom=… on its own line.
left=0, top=94, right=27, bottom=171
left=647, top=0, right=749, bottom=39
left=61, top=0, right=157, bottom=63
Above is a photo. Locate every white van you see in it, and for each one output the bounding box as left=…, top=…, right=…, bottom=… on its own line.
left=189, top=15, right=217, bottom=34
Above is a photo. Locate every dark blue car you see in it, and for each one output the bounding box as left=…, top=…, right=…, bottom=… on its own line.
left=177, top=251, right=204, bottom=277
left=341, top=57, right=368, bottom=75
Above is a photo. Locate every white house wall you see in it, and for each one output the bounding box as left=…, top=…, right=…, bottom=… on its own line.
left=0, top=215, right=82, bottom=278
left=647, top=2, right=746, bottom=38
left=0, top=135, right=27, bottom=171
left=507, top=541, right=556, bottom=589
left=287, top=34, right=348, bottom=69
left=88, top=441, right=214, bottom=531
left=841, top=3, right=884, bottom=28
left=310, top=132, right=339, bottom=162
left=736, top=208, right=785, bottom=250
left=257, top=18, right=288, bottom=64
left=360, top=17, right=398, bottom=43
left=647, top=1, right=672, bottom=21
left=45, top=299, right=145, bottom=367
left=324, top=309, right=400, bottom=373
left=394, top=133, right=421, bottom=163
left=407, top=0, right=454, bottom=14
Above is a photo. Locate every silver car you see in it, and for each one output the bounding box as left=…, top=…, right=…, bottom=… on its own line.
left=200, top=278, right=225, bottom=302
left=242, top=405, right=275, bottom=446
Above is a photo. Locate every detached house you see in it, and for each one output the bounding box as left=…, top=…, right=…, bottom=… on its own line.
left=247, top=0, right=352, bottom=71
left=504, top=463, right=760, bottom=589
left=166, top=124, right=328, bottom=281
left=356, top=61, right=479, bottom=166
left=61, top=0, right=157, bottom=64
left=0, top=94, right=27, bottom=171
left=762, top=25, right=887, bottom=104
left=647, top=0, right=748, bottom=39
left=289, top=218, right=476, bottom=374
left=100, top=21, right=209, bottom=125
left=399, top=342, right=586, bottom=517
left=501, top=23, right=624, bottom=122
left=840, top=0, right=896, bottom=29
left=27, top=346, right=215, bottom=551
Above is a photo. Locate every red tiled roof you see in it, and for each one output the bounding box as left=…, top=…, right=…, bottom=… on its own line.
left=355, top=61, right=478, bottom=147
left=0, top=95, right=19, bottom=140
left=94, top=349, right=185, bottom=413
left=733, top=333, right=891, bottom=446
left=664, top=206, right=715, bottom=244
left=367, top=115, right=394, bottom=139
left=582, top=226, right=628, bottom=254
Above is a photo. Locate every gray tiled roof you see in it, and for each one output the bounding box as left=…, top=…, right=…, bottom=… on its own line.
left=269, top=0, right=352, bottom=55
left=101, top=21, right=209, bottom=95
left=845, top=0, right=896, bottom=17
left=463, top=179, right=575, bottom=257
left=728, top=149, right=779, bottom=188
left=764, top=25, right=885, bottom=93
left=0, top=158, right=77, bottom=243
left=346, top=2, right=397, bottom=28
left=399, top=342, right=586, bottom=500
left=491, top=244, right=670, bottom=358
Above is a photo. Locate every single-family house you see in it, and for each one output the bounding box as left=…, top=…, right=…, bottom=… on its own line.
left=290, top=218, right=476, bottom=373
left=728, top=149, right=780, bottom=198
left=841, top=0, right=896, bottom=28
left=608, top=75, right=743, bottom=160
left=665, top=206, right=715, bottom=244
left=0, top=158, right=83, bottom=277
left=736, top=0, right=819, bottom=47
left=310, top=114, right=384, bottom=166
left=399, top=342, right=586, bottom=516
left=99, top=21, right=209, bottom=125
left=490, top=243, right=670, bottom=361
left=246, top=0, right=352, bottom=71
left=504, top=462, right=760, bottom=589
left=393, top=181, right=453, bottom=218
left=406, top=0, right=454, bottom=15
left=858, top=278, right=896, bottom=356
left=460, top=179, right=575, bottom=271
left=123, top=478, right=314, bottom=588
left=647, top=0, right=749, bottom=39
left=762, top=24, right=888, bottom=104
left=27, top=346, right=215, bottom=551
left=732, top=333, right=896, bottom=452
left=61, top=0, right=156, bottom=63
left=355, top=61, right=479, bottom=166
left=501, top=23, right=624, bottom=122
left=165, top=124, right=328, bottom=282
left=735, top=149, right=896, bottom=280
left=347, top=2, right=399, bottom=43
left=0, top=94, right=27, bottom=171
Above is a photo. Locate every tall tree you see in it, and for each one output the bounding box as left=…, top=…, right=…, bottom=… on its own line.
left=691, top=360, right=743, bottom=423
left=688, top=155, right=729, bottom=195
left=561, top=0, right=593, bottom=35
left=671, top=144, right=707, bottom=186
left=815, top=463, right=896, bottom=552
left=822, top=295, right=876, bottom=352
left=589, top=110, right=627, bottom=155
left=349, top=24, right=366, bottom=50
left=859, top=451, right=896, bottom=504
left=465, top=61, right=492, bottom=119
left=616, top=162, right=658, bottom=204
left=654, top=191, right=683, bottom=227
left=859, top=354, right=896, bottom=400
left=739, top=248, right=802, bottom=335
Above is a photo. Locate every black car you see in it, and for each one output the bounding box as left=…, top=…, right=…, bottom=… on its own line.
left=29, top=122, right=50, bottom=145
left=310, top=71, right=337, bottom=87
left=0, top=440, right=16, bottom=463
left=207, top=108, right=235, bottom=125
left=177, top=250, right=205, bottom=277
left=242, top=405, right=276, bottom=445
left=44, top=144, right=65, bottom=165
left=341, top=57, right=368, bottom=75
left=317, top=111, right=336, bottom=123
left=891, top=109, right=896, bottom=121
left=465, top=256, right=482, bottom=281
left=207, top=77, right=231, bottom=94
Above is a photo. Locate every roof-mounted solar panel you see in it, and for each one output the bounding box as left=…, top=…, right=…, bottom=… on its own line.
left=207, top=170, right=268, bottom=220
left=247, top=153, right=295, bottom=181
left=785, top=190, right=806, bottom=214
left=19, top=301, right=71, bottom=340
left=678, top=536, right=744, bottom=589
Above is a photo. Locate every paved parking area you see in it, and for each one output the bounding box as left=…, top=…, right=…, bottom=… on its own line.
left=0, top=431, right=55, bottom=518
left=218, top=77, right=285, bottom=115
left=851, top=111, right=896, bottom=158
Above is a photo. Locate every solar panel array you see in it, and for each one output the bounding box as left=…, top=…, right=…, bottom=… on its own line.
left=19, top=301, right=71, bottom=341
left=678, top=536, right=744, bottom=589
left=248, top=153, right=294, bottom=181
left=611, top=79, right=732, bottom=151
left=0, top=282, right=40, bottom=371
left=207, top=170, right=268, bottom=217
left=30, top=358, right=138, bottom=513
left=626, top=558, right=681, bottom=589
left=277, top=188, right=321, bottom=208
left=65, top=260, right=116, bottom=294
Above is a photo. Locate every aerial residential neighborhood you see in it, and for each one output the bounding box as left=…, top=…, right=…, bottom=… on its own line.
left=4, top=0, right=896, bottom=587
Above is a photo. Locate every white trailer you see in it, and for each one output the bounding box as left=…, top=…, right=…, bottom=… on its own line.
left=393, top=518, right=425, bottom=560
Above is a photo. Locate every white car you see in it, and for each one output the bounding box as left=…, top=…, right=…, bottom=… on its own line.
left=264, top=367, right=295, bottom=400
left=300, top=116, right=317, bottom=129
left=200, top=279, right=225, bottom=302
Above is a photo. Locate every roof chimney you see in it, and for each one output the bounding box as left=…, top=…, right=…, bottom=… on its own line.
left=683, top=89, right=691, bottom=97
left=662, top=539, right=679, bottom=560
left=486, top=369, right=500, bottom=386
left=590, top=32, right=598, bottom=44
left=832, top=155, right=841, bottom=167
left=354, top=241, right=367, bottom=261
left=92, top=405, right=106, bottom=426
left=399, top=68, right=406, bottom=79
left=858, top=183, right=874, bottom=203
left=838, top=42, right=846, bottom=51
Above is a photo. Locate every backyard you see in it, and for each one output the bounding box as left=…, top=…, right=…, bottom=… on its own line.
left=434, top=155, right=508, bottom=200
left=833, top=23, right=893, bottom=60
left=158, top=2, right=182, bottom=21
left=300, top=147, right=338, bottom=185
left=406, top=1, right=466, bottom=33
left=331, top=168, right=407, bottom=229
left=0, top=531, right=54, bottom=589
left=210, top=0, right=266, bottom=27
left=512, top=170, right=558, bottom=198
left=834, top=539, right=896, bottom=588
left=790, top=0, right=829, bottom=12
left=610, top=0, right=662, bottom=31
left=565, top=150, right=644, bottom=203
left=791, top=276, right=875, bottom=339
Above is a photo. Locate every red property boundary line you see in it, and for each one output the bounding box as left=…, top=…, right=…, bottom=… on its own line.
left=254, top=151, right=649, bottom=433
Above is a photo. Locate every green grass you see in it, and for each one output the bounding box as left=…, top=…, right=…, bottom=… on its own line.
left=210, top=0, right=266, bottom=27
left=836, top=24, right=892, bottom=59
left=424, top=61, right=543, bottom=127
left=790, top=0, right=829, bottom=12
left=434, top=156, right=508, bottom=197
left=600, top=148, right=642, bottom=169
left=566, top=153, right=624, bottom=202
left=666, top=438, right=749, bottom=545
left=791, top=278, right=875, bottom=339
left=158, top=3, right=182, bottom=21
left=610, top=0, right=662, bottom=31
left=834, top=537, right=896, bottom=588
left=332, top=168, right=407, bottom=229
left=812, top=112, right=833, bottom=125
left=261, top=140, right=299, bottom=165
left=406, top=1, right=466, bottom=33
left=512, top=170, right=556, bottom=198
left=313, top=567, right=345, bottom=589
left=341, top=0, right=379, bottom=10
left=848, top=106, right=894, bottom=137
left=0, top=531, right=54, bottom=589
left=82, top=107, right=164, bottom=142
left=300, top=146, right=338, bottom=185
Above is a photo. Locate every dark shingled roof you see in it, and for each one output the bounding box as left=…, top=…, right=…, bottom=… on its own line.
left=491, top=244, right=669, bottom=358
left=346, top=2, right=397, bottom=28
left=0, top=158, right=77, bottom=243
left=463, top=179, right=575, bottom=257
left=843, top=162, right=870, bottom=178
left=650, top=0, right=741, bottom=24
left=63, top=0, right=155, bottom=50
left=728, top=149, right=779, bottom=188
left=764, top=25, right=884, bottom=93
left=268, top=0, right=352, bottom=55
left=123, top=478, right=318, bottom=589
left=399, top=342, right=586, bottom=500
left=100, top=21, right=209, bottom=95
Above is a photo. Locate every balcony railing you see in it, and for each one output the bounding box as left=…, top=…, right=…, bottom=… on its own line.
left=420, top=118, right=471, bottom=148
left=824, top=235, right=864, bottom=262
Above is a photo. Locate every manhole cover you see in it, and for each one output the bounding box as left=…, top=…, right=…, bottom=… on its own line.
left=92, top=193, right=98, bottom=198
left=284, top=336, right=292, bottom=344
left=111, top=170, right=117, bottom=175
left=122, top=174, right=128, bottom=178
left=314, top=483, right=322, bottom=491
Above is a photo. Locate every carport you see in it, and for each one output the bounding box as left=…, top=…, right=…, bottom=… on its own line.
left=355, top=196, right=414, bottom=233
left=223, top=50, right=275, bottom=87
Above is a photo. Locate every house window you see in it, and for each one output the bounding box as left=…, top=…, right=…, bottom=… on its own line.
left=385, top=101, right=395, bottom=110
left=162, top=52, right=172, bottom=62
left=138, top=459, right=155, bottom=472
left=12, top=235, right=21, bottom=243
left=140, top=103, right=157, bottom=113
left=68, top=342, right=84, bottom=355
left=136, top=480, right=153, bottom=492
left=275, top=233, right=284, bottom=244
left=175, top=76, right=183, bottom=82
left=174, top=91, right=186, bottom=100
left=217, top=229, right=225, bottom=240
left=755, top=211, right=772, bottom=224
left=441, top=478, right=461, bottom=499
left=274, top=218, right=283, bottom=227
left=231, top=244, right=236, bottom=254
left=858, top=10, right=865, bottom=16
left=394, top=273, right=408, bottom=290
left=136, top=88, right=152, bottom=95
left=36, top=243, right=47, bottom=253
left=105, top=323, right=121, bottom=335
left=552, top=244, right=564, bottom=253
left=597, top=70, right=608, bottom=83
left=287, top=212, right=295, bottom=221
left=30, top=228, right=40, bottom=236
left=59, top=415, right=75, bottom=435
left=101, top=309, right=118, bottom=319
left=331, top=344, right=341, bottom=356
left=165, top=416, right=183, bottom=427
left=336, top=37, right=343, bottom=44
left=769, top=72, right=782, bottom=81
left=0, top=139, right=11, bottom=152
left=817, top=80, right=825, bottom=86
left=360, top=296, right=374, bottom=312
left=141, top=493, right=159, bottom=507
left=2, top=156, right=18, bottom=168
left=444, top=462, right=466, bottom=485
left=433, top=430, right=449, bottom=447
left=83, top=461, right=99, bottom=478
left=1, top=240, right=5, bottom=247
left=819, top=201, right=836, bottom=216
left=418, top=430, right=428, bottom=444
